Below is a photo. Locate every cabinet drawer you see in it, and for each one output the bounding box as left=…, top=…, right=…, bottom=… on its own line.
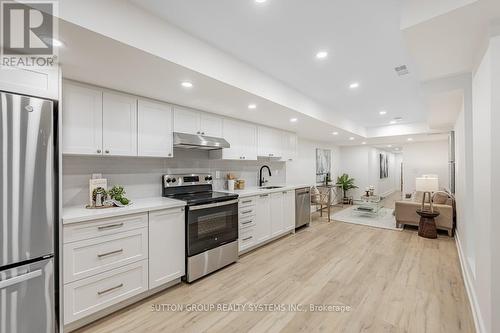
left=63, top=227, right=148, bottom=283
left=239, top=206, right=256, bottom=218
left=239, top=226, right=256, bottom=252
left=64, top=260, right=148, bottom=324
left=239, top=197, right=256, bottom=208
left=63, top=213, right=148, bottom=244
left=239, top=215, right=256, bottom=229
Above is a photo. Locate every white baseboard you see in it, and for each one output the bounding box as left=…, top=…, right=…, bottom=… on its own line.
left=455, top=232, right=485, bottom=333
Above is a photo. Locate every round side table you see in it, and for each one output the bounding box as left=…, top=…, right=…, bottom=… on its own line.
left=416, top=209, right=440, bottom=239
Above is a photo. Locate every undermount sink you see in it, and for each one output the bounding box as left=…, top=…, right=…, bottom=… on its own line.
left=259, top=186, right=285, bottom=189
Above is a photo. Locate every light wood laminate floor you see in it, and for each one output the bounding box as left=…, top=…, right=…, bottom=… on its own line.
left=76, top=194, right=475, bottom=333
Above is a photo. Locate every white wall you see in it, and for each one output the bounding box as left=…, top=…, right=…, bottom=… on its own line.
left=401, top=140, right=450, bottom=195
left=454, top=34, right=500, bottom=333
left=339, top=146, right=398, bottom=198
left=285, top=138, right=340, bottom=186
left=63, top=150, right=286, bottom=207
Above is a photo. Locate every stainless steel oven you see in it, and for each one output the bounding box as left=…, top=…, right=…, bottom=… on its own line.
left=162, top=174, right=239, bottom=282
left=187, top=200, right=239, bottom=257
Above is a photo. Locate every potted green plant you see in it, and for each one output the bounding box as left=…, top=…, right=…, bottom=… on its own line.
left=336, top=173, right=358, bottom=203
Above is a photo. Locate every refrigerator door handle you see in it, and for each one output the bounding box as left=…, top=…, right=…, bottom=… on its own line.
left=0, top=269, right=42, bottom=289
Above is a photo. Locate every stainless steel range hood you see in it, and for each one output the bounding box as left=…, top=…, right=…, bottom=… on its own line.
left=173, top=132, right=230, bottom=150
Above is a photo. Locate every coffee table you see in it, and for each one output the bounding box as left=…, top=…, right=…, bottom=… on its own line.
left=352, top=196, right=382, bottom=218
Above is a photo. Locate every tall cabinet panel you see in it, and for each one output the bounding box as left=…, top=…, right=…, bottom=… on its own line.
left=62, top=82, right=103, bottom=155
left=138, top=99, right=173, bottom=158
left=102, top=92, right=137, bottom=156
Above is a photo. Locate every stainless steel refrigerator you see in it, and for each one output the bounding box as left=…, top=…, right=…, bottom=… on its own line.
left=0, top=91, right=57, bottom=333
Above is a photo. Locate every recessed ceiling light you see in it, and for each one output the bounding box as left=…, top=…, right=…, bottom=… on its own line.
left=407, top=138, right=413, bottom=141
left=316, top=51, right=328, bottom=59
left=379, top=110, right=387, bottom=115
left=349, top=82, right=360, bottom=89
left=389, top=120, right=397, bottom=124
left=255, top=0, right=267, bottom=3
left=395, top=148, right=400, bottom=151
left=181, top=81, right=193, bottom=88
left=361, top=141, right=367, bottom=145
left=248, top=104, right=257, bottom=109
left=290, top=118, right=298, bottom=123
left=332, top=132, right=339, bottom=135
left=387, top=144, right=392, bottom=148
left=349, top=137, right=355, bottom=141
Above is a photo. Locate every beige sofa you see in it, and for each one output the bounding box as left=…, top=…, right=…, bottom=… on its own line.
left=394, top=192, right=454, bottom=236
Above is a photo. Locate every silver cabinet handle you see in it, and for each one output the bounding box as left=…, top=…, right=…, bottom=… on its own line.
left=97, top=249, right=123, bottom=258
left=260, top=194, right=269, bottom=197
left=241, top=220, right=253, bottom=225
left=242, top=236, right=253, bottom=241
left=190, top=199, right=238, bottom=210
left=97, top=283, right=124, bottom=295
left=97, top=149, right=102, bottom=154
left=241, top=210, right=253, bottom=214
left=269, top=154, right=274, bottom=157
left=98, top=222, right=124, bottom=231
left=0, top=270, right=42, bottom=289
left=241, top=200, right=252, bottom=204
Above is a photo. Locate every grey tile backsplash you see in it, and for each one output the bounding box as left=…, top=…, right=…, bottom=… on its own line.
left=63, top=149, right=286, bottom=207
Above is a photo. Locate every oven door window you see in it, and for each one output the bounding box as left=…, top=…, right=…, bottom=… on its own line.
left=187, top=203, right=238, bottom=256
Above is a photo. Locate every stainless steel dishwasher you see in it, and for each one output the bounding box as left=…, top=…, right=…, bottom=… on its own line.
left=295, top=187, right=311, bottom=228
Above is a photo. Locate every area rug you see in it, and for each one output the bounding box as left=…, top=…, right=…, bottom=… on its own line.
left=331, top=206, right=403, bottom=231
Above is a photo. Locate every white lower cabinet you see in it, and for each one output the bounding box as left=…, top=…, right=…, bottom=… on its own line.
left=64, top=260, right=148, bottom=324
left=270, top=192, right=284, bottom=236
left=255, top=194, right=271, bottom=244
left=148, top=207, right=185, bottom=289
left=283, top=190, right=296, bottom=231
left=240, top=191, right=295, bottom=253
left=63, top=227, right=148, bottom=283
left=63, top=207, right=186, bottom=326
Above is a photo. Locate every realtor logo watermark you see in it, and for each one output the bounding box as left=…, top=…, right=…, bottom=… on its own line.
left=1, top=0, right=58, bottom=67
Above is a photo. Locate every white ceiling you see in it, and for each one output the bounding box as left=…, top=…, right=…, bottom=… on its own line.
left=402, top=0, right=500, bottom=81
left=58, top=20, right=361, bottom=143
left=129, top=0, right=427, bottom=129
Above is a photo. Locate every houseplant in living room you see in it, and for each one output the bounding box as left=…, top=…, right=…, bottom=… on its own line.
left=336, top=173, right=358, bottom=204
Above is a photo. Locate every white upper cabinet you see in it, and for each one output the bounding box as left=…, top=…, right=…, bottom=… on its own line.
left=283, top=190, right=296, bottom=231
left=173, top=107, right=200, bottom=135
left=199, top=113, right=223, bottom=137
left=173, top=107, right=223, bottom=137
left=102, top=92, right=138, bottom=156
left=149, top=208, right=185, bottom=289
left=0, top=66, right=59, bottom=100
left=217, top=118, right=257, bottom=160
left=62, top=82, right=103, bottom=155
left=257, top=126, right=283, bottom=158
left=282, top=132, right=298, bottom=161
left=137, top=99, right=173, bottom=158
left=270, top=192, right=284, bottom=237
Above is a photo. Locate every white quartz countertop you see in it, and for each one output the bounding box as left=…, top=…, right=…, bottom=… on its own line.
left=62, top=197, right=186, bottom=225
left=219, top=184, right=311, bottom=198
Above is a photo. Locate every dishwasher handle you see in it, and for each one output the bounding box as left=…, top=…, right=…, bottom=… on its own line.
left=296, top=188, right=310, bottom=195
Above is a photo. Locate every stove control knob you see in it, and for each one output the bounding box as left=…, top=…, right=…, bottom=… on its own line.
left=172, top=178, right=177, bottom=183
left=205, top=176, right=212, bottom=181
left=166, top=178, right=172, bottom=183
